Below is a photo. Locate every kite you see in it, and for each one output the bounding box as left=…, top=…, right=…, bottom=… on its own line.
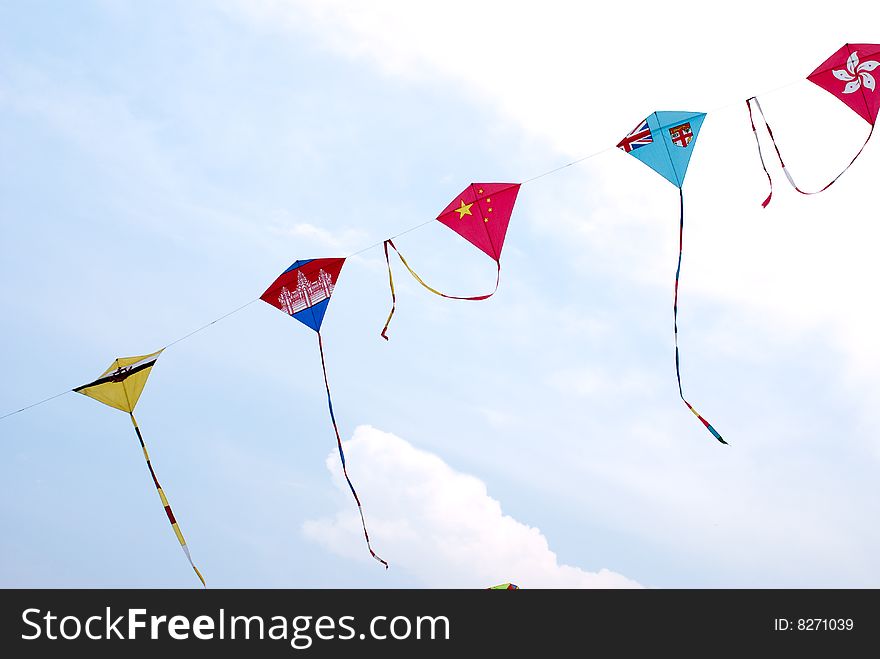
left=617, top=111, right=726, bottom=444
left=261, top=258, right=388, bottom=568
left=488, top=583, right=520, bottom=590
left=381, top=182, right=521, bottom=339
left=747, top=43, right=879, bottom=206
left=73, top=349, right=206, bottom=586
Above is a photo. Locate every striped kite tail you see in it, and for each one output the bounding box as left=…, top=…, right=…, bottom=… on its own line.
left=129, top=413, right=207, bottom=587
left=674, top=188, right=727, bottom=445
left=381, top=238, right=500, bottom=340
left=317, top=332, right=389, bottom=569
left=747, top=96, right=874, bottom=203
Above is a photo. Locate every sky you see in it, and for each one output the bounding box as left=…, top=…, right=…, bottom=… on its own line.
left=1, top=1, right=879, bottom=588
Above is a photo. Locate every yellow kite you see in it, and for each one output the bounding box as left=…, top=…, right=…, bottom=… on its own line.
left=74, top=349, right=205, bottom=587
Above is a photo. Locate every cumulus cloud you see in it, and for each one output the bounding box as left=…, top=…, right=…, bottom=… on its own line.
left=303, top=425, right=640, bottom=588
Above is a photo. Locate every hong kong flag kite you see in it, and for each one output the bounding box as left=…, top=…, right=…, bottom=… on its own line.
left=381, top=182, right=520, bottom=339
left=261, top=258, right=388, bottom=569
left=747, top=43, right=879, bottom=206
left=617, top=111, right=726, bottom=445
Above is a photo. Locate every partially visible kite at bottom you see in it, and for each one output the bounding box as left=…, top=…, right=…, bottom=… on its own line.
left=381, top=182, right=521, bottom=339
left=73, top=349, right=206, bottom=587
left=261, top=258, right=388, bottom=569
left=488, top=583, right=520, bottom=590
left=617, top=111, right=726, bottom=445
left=746, top=43, right=879, bottom=207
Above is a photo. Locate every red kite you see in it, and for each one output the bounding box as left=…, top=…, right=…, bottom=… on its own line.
left=747, top=43, right=879, bottom=206
left=381, top=182, right=520, bottom=339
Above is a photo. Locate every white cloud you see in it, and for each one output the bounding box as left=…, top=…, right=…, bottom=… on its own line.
left=303, top=425, right=640, bottom=588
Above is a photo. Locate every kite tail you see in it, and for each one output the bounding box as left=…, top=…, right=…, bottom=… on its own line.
left=674, top=189, right=727, bottom=445
left=747, top=96, right=874, bottom=203
left=745, top=98, right=775, bottom=208
left=128, top=413, right=207, bottom=587
left=317, top=332, right=389, bottom=569
left=381, top=238, right=501, bottom=340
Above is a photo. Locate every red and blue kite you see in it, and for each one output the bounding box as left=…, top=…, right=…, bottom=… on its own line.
left=262, top=258, right=388, bottom=568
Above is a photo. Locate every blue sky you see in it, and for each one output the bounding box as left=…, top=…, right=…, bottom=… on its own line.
left=2, top=1, right=879, bottom=588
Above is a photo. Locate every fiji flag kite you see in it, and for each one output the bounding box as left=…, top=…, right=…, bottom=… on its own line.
left=617, top=111, right=726, bottom=445
left=747, top=43, right=880, bottom=206
left=261, top=258, right=388, bottom=568
left=381, top=182, right=521, bottom=339
left=74, top=349, right=206, bottom=586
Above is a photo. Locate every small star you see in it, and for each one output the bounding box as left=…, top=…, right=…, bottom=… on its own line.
left=478, top=188, right=484, bottom=194
left=454, top=200, right=474, bottom=219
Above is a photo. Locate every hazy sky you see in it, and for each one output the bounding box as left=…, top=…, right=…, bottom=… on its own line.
left=2, top=1, right=879, bottom=588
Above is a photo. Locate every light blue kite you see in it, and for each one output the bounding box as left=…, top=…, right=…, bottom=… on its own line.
left=616, top=110, right=725, bottom=445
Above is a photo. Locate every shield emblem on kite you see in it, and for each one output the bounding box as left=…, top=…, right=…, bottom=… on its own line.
left=668, top=123, right=693, bottom=148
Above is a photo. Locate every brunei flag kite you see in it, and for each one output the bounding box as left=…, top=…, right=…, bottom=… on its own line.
left=73, top=349, right=206, bottom=586
left=617, top=111, right=726, bottom=445
left=747, top=43, right=880, bottom=206
left=261, top=258, right=388, bottom=569
left=381, top=182, right=521, bottom=339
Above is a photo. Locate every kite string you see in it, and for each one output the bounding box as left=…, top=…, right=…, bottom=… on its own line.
left=163, top=298, right=259, bottom=349
left=0, top=76, right=805, bottom=422
left=0, top=390, right=71, bottom=421
left=0, top=299, right=259, bottom=421
left=353, top=79, right=805, bottom=256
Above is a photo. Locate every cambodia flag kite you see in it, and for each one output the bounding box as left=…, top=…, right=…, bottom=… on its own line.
left=381, top=182, right=521, bottom=339
left=261, top=258, right=388, bottom=569
left=747, top=43, right=879, bottom=206
left=617, top=111, right=726, bottom=445
left=74, top=349, right=206, bottom=587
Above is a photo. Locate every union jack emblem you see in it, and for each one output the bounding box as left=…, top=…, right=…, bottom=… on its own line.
left=616, top=119, right=653, bottom=153
left=668, top=122, right=693, bottom=148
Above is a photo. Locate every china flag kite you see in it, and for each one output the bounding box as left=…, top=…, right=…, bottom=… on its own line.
left=73, top=349, right=206, bottom=587
left=261, top=258, right=388, bottom=569
left=381, top=182, right=521, bottom=339
left=747, top=43, right=879, bottom=206
left=617, top=111, right=726, bottom=445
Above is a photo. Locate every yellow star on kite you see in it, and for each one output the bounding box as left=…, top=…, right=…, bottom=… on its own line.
left=454, top=200, right=474, bottom=219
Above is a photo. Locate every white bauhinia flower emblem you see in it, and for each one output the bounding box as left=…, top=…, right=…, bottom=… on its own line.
left=833, top=51, right=879, bottom=94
